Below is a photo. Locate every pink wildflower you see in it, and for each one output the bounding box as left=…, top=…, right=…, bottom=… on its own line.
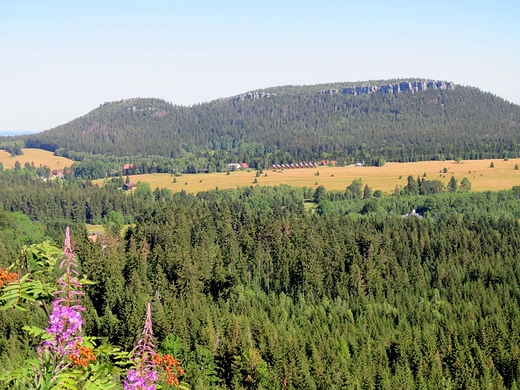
left=39, top=227, right=85, bottom=358
left=124, top=303, right=158, bottom=390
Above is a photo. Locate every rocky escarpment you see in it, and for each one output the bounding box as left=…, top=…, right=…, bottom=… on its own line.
left=317, top=80, right=455, bottom=96
left=231, top=91, right=276, bottom=102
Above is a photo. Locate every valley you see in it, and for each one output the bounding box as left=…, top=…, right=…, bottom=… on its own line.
left=106, top=157, right=520, bottom=194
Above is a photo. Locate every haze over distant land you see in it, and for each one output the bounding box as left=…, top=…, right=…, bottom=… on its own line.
left=1, top=0, right=518, bottom=132
left=0, top=130, right=40, bottom=136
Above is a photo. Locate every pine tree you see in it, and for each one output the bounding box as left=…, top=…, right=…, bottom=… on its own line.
left=447, top=176, right=458, bottom=192
left=363, top=184, right=373, bottom=199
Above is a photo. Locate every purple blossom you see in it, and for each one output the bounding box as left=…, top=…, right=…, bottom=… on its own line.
left=124, top=369, right=158, bottom=390
left=39, top=227, right=85, bottom=358
left=124, top=303, right=158, bottom=390
left=41, top=302, right=83, bottom=354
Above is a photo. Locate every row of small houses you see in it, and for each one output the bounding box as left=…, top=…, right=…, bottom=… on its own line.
left=271, top=160, right=337, bottom=169
left=122, top=159, right=340, bottom=178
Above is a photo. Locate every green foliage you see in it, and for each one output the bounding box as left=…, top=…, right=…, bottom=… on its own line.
left=313, top=185, right=327, bottom=203
left=185, top=346, right=218, bottom=389
left=406, top=175, right=418, bottom=195
left=447, top=176, right=458, bottom=192
left=345, top=178, right=363, bottom=199
left=316, top=199, right=334, bottom=216
left=4, top=172, right=520, bottom=387
left=0, top=241, right=61, bottom=312
left=160, top=334, right=185, bottom=359
left=0, top=239, right=128, bottom=389
left=363, top=184, right=373, bottom=199
left=1, top=143, right=23, bottom=157
left=460, top=177, right=472, bottom=192
left=102, top=211, right=124, bottom=236
left=0, top=171, right=169, bottom=235
left=19, top=85, right=520, bottom=170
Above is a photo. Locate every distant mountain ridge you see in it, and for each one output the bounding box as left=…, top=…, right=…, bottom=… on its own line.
left=14, top=79, right=520, bottom=166
left=0, top=130, right=40, bottom=136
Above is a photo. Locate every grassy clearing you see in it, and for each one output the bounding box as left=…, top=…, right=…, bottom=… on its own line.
left=86, top=224, right=105, bottom=234
left=85, top=224, right=134, bottom=237
left=104, top=158, right=520, bottom=195
left=0, top=149, right=74, bottom=170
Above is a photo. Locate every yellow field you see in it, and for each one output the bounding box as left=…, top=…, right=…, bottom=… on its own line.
left=115, top=158, right=520, bottom=195
left=0, top=148, right=74, bottom=170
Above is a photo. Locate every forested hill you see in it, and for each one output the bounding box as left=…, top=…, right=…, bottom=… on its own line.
left=21, top=79, right=520, bottom=164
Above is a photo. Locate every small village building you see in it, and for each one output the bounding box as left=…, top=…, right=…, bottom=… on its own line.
left=51, top=169, right=65, bottom=178
left=123, top=163, right=136, bottom=174
left=402, top=209, right=423, bottom=219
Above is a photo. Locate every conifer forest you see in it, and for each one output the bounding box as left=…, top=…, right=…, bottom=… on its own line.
left=1, top=82, right=520, bottom=389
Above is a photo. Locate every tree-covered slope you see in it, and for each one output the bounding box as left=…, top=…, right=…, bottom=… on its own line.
left=21, top=80, right=520, bottom=164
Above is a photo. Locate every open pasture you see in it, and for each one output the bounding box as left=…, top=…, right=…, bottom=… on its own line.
left=0, top=148, right=74, bottom=170
left=120, top=158, right=520, bottom=195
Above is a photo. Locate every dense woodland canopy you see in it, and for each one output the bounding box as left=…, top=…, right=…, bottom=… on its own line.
left=2, top=164, right=520, bottom=388
left=8, top=80, right=520, bottom=174
left=2, top=80, right=520, bottom=388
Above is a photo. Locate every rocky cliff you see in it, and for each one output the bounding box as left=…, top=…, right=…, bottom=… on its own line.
left=317, top=80, right=455, bottom=96
left=231, top=91, right=277, bottom=101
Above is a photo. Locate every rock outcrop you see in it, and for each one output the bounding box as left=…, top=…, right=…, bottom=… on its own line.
left=231, top=92, right=276, bottom=101
left=317, top=80, right=455, bottom=96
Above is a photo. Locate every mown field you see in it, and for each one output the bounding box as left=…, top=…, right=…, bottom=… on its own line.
left=4, top=148, right=519, bottom=194
left=115, top=158, right=520, bottom=194
left=0, top=148, right=74, bottom=170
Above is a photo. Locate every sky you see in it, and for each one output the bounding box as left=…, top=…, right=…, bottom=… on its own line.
left=1, top=0, right=519, bottom=133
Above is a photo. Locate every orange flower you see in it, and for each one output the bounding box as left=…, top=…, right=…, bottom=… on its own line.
left=69, top=344, right=96, bottom=367
left=151, top=353, right=184, bottom=385
left=0, top=268, right=18, bottom=288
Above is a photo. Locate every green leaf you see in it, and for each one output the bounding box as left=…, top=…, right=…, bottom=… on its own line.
left=1, top=298, right=18, bottom=310
left=22, top=325, right=46, bottom=337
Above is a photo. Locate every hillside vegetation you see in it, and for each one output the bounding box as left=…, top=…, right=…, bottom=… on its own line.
left=3, top=80, right=520, bottom=388
left=3, top=179, right=520, bottom=388
left=18, top=80, right=520, bottom=169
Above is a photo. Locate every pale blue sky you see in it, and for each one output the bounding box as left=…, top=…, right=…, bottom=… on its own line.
left=1, top=0, right=519, bottom=132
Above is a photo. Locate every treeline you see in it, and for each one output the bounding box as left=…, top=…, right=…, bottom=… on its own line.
left=3, top=184, right=520, bottom=388
left=16, top=84, right=520, bottom=170
left=0, top=169, right=171, bottom=240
